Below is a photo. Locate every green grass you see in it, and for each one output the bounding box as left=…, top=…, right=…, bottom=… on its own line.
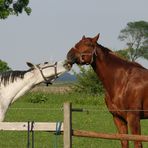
left=1, top=91, right=148, bottom=148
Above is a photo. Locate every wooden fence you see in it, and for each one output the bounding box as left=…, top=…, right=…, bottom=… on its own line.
left=64, top=102, right=148, bottom=148
left=0, top=122, right=63, bottom=132
left=1, top=102, right=148, bottom=148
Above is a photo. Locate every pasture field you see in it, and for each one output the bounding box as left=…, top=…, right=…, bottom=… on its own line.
left=0, top=84, right=148, bottom=148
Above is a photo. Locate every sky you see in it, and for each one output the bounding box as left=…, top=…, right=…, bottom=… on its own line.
left=0, top=0, right=148, bottom=70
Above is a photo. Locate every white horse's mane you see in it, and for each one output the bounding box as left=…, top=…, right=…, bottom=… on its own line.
left=0, top=61, right=54, bottom=86
left=0, top=70, right=31, bottom=86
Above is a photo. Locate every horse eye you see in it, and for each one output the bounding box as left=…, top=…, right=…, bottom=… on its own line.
left=44, top=62, right=48, bottom=64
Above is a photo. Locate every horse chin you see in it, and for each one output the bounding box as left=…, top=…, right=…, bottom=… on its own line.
left=67, top=63, right=73, bottom=70
left=77, top=61, right=87, bottom=65
left=77, top=63, right=86, bottom=66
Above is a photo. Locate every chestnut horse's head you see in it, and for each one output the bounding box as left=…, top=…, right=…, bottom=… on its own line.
left=66, top=34, right=100, bottom=68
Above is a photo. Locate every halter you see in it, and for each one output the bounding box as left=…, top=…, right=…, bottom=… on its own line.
left=74, top=46, right=97, bottom=65
left=37, top=62, right=58, bottom=86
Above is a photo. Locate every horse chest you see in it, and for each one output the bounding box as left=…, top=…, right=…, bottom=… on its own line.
left=105, top=94, right=127, bottom=118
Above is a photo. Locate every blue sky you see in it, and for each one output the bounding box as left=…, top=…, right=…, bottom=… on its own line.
left=0, top=0, right=148, bottom=70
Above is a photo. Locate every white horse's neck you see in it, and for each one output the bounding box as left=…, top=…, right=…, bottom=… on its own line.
left=11, top=69, right=43, bottom=101
left=0, top=70, right=42, bottom=121
left=0, top=60, right=68, bottom=121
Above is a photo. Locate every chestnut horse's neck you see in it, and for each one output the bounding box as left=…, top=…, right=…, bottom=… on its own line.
left=91, top=44, right=134, bottom=98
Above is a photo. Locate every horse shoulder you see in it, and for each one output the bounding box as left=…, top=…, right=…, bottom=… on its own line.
left=121, top=67, right=148, bottom=106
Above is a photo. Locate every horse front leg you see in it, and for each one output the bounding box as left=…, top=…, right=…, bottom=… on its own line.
left=113, top=115, right=129, bottom=148
left=127, top=112, right=142, bottom=148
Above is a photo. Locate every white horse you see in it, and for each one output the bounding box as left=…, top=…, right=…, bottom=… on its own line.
left=0, top=60, right=68, bottom=121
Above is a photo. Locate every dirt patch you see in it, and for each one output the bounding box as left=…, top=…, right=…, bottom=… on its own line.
left=32, top=84, right=72, bottom=93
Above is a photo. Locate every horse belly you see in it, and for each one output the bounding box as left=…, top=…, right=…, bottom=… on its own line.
left=141, top=109, right=148, bottom=119
left=142, top=100, right=148, bottom=119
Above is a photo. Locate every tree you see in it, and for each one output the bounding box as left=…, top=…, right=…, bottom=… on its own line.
left=0, top=59, right=11, bottom=72
left=118, top=21, right=148, bottom=61
left=0, top=0, right=31, bottom=19
left=73, top=66, right=104, bottom=95
left=115, top=49, right=130, bottom=60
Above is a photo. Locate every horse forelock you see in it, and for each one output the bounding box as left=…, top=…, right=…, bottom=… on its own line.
left=0, top=70, right=30, bottom=86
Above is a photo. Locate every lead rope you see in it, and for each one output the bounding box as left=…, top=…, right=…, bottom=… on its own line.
left=27, top=121, right=34, bottom=148
left=31, top=121, right=34, bottom=148
left=54, top=121, right=62, bottom=148
left=27, top=121, right=30, bottom=148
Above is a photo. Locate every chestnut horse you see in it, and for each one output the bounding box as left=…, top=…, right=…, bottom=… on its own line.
left=66, top=34, right=148, bottom=148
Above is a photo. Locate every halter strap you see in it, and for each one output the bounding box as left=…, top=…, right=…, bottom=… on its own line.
left=37, top=62, right=58, bottom=86
left=74, top=46, right=97, bottom=64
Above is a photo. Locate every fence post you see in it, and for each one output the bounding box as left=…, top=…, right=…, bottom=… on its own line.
left=64, top=102, right=72, bottom=148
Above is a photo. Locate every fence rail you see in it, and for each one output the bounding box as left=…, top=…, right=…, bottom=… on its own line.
left=64, top=102, right=148, bottom=148
left=0, top=122, right=63, bottom=132
left=1, top=102, right=148, bottom=148
left=72, top=130, right=148, bottom=142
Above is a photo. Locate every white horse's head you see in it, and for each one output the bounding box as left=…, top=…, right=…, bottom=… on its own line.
left=26, top=60, right=69, bottom=85
left=0, top=60, right=70, bottom=121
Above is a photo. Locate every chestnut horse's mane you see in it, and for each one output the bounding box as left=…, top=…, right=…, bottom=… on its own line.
left=97, top=44, right=146, bottom=70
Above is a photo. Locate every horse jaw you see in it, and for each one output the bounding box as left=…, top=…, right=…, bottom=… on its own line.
left=56, top=61, right=69, bottom=75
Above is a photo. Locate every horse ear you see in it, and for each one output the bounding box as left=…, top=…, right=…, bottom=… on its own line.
left=92, top=33, right=100, bottom=42
left=26, top=62, right=35, bottom=68
left=82, top=35, right=85, bottom=40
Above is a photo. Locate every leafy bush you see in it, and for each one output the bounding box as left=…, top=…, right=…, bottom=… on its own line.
left=73, top=66, right=104, bottom=95
left=27, top=92, right=48, bottom=103
left=0, top=59, right=11, bottom=72
left=19, top=91, right=104, bottom=106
